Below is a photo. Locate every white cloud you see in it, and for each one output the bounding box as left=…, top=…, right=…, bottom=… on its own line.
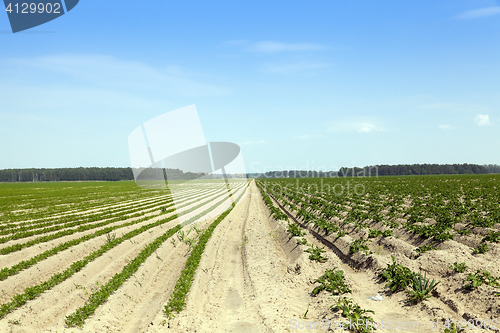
left=439, top=125, right=454, bottom=130
left=357, top=123, right=379, bottom=133
left=239, top=140, right=266, bottom=146
left=261, top=62, right=331, bottom=74
left=329, top=120, right=385, bottom=134
left=455, top=7, right=500, bottom=20
left=475, top=114, right=492, bottom=126
left=247, top=41, right=327, bottom=53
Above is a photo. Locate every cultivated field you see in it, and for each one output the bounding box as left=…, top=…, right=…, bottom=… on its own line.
left=0, top=175, right=499, bottom=332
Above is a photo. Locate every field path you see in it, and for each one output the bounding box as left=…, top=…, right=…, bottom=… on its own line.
left=148, top=181, right=308, bottom=332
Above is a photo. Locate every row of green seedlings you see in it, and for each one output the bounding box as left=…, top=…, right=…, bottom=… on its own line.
left=0, top=183, right=247, bottom=318
left=0, top=183, right=160, bottom=223
left=0, top=197, right=169, bottom=239
left=63, top=224, right=181, bottom=327
left=0, top=185, right=227, bottom=244
left=0, top=183, right=242, bottom=255
left=258, top=183, right=330, bottom=263
left=1, top=179, right=230, bottom=225
left=65, top=181, right=248, bottom=326
left=0, top=192, right=174, bottom=233
left=262, top=183, right=390, bottom=258
left=262, top=183, right=385, bottom=239
left=263, top=180, right=500, bottom=256
left=1, top=185, right=203, bottom=232
left=0, top=206, right=170, bottom=281
left=311, top=267, right=376, bottom=333
left=282, top=175, right=499, bottom=226
left=1, top=181, right=244, bottom=283
left=163, top=182, right=250, bottom=319
left=256, top=182, right=289, bottom=221
left=448, top=262, right=500, bottom=292
left=262, top=176, right=496, bottom=241
left=0, top=214, right=180, bottom=320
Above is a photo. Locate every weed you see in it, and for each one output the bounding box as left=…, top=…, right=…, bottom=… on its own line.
left=8, top=319, right=21, bottom=325
left=405, top=272, right=440, bottom=304
left=105, top=232, right=116, bottom=244
left=303, top=303, right=310, bottom=319
left=305, top=244, right=328, bottom=262
left=312, top=268, right=351, bottom=295
left=177, top=230, right=186, bottom=243
left=449, top=262, right=468, bottom=273
left=269, top=231, right=280, bottom=240
left=238, top=235, right=249, bottom=249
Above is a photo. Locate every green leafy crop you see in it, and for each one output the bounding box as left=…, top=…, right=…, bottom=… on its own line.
left=312, top=268, right=351, bottom=295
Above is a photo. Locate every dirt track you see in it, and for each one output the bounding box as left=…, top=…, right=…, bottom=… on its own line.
left=149, top=182, right=453, bottom=333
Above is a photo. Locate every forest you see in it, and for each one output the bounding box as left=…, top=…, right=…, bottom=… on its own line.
left=0, top=164, right=498, bottom=182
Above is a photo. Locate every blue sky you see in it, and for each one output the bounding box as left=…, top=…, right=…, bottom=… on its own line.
left=1, top=0, right=499, bottom=173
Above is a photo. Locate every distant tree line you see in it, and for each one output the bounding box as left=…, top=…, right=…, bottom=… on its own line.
left=370, top=164, right=489, bottom=176
left=248, top=163, right=494, bottom=178
left=484, top=164, right=500, bottom=174
left=1, top=163, right=498, bottom=182
left=0, top=168, right=134, bottom=182
left=0, top=167, right=208, bottom=183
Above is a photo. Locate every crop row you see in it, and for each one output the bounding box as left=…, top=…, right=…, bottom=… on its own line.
left=65, top=181, right=249, bottom=326
left=164, top=181, right=250, bottom=318
left=0, top=214, right=181, bottom=319
left=0, top=184, right=237, bottom=254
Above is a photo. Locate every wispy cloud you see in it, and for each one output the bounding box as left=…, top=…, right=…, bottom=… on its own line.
left=454, top=7, right=500, bottom=20
left=329, top=119, right=386, bottom=134
left=438, top=125, right=454, bottom=130
left=239, top=140, right=266, bottom=146
left=247, top=41, right=327, bottom=53
left=261, top=62, right=331, bottom=74
left=294, top=134, right=327, bottom=139
left=475, top=114, right=492, bottom=126
left=418, top=103, right=458, bottom=110
left=417, top=102, right=491, bottom=114
left=4, top=54, right=228, bottom=97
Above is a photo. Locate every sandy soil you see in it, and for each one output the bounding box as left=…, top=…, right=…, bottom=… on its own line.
left=0, top=183, right=247, bottom=332
left=1, top=180, right=498, bottom=332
